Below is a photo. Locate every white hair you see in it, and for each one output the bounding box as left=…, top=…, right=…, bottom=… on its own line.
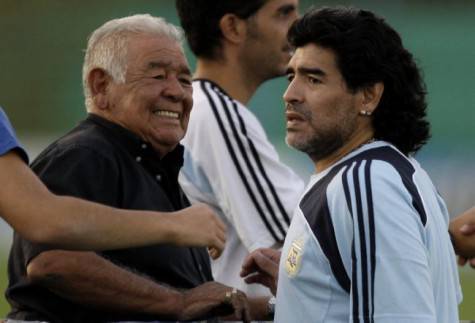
left=82, top=14, right=184, bottom=111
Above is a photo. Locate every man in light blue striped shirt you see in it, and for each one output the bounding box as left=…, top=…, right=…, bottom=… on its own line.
left=242, top=7, right=463, bottom=322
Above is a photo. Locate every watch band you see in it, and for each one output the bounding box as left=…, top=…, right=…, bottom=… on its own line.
left=267, top=296, right=276, bottom=319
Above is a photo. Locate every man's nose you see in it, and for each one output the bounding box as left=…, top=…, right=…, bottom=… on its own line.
left=163, top=77, right=185, bottom=102
left=283, top=78, right=303, bottom=105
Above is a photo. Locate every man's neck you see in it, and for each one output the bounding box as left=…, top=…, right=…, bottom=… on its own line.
left=194, top=58, right=261, bottom=105
left=314, top=130, right=375, bottom=173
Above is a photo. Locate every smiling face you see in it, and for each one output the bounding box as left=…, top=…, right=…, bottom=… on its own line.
left=103, top=34, right=193, bottom=156
left=284, top=43, right=365, bottom=162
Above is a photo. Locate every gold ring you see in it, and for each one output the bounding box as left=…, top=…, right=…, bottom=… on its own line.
left=224, top=288, right=237, bottom=304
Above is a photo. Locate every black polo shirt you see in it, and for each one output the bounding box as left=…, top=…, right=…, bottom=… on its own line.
left=6, top=114, right=213, bottom=323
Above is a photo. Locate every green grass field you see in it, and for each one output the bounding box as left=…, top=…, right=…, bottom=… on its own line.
left=0, top=255, right=474, bottom=319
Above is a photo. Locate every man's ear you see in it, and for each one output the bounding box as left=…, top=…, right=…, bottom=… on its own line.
left=219, top=13, right=248, bottom=45
left=88, top=68, right=111, bottom=110
left=360, top=82, right=384, bottom=114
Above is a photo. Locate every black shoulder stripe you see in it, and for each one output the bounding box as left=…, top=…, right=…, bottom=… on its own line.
left=353, top=160, right=370, bottom=323
left=200, top=81, right=282, bottom=241
left=342, top=163, right=353, bottom=220
left=350, top=147, right=427, bottom=226
left=342, top=163, right=361, bottom=322
left=364, top=160, right=376, bottom=323
left=212, top=87, right=287, bottom=239
left=231, top=101, right=291, bottom=225
left=300, top=166, right=351, bottom=293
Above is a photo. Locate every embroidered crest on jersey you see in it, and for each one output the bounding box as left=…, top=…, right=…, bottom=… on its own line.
left=285, top=237, right=305, bottom=277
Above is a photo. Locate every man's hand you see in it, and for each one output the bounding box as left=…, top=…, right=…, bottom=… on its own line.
left=173, top=203, right=226, bottom=259
left=240, top=248, right=280, bottom=296
left=450, top=206, right=475, bottom=257
left=180, top=282, right=251, bottom=322
left=450, top=206, right=475, bottom=268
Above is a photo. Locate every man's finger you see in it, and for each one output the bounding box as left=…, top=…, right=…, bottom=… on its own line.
left=243, top=273, right=262, bottom=285
left=208, top=246, right=221, bottom=259
left=241, top=253, right=260, bottom=277
left=458, top=256, right=467, bottom=266
left=218, top=229, right=226, bottom=245
left=252, top=251, right=279, bottom=277
left=244, top=273, right=272, bottom=288
left=260, top=248, right=281, bottom=263
left=460, top=223, right=475, bottom=235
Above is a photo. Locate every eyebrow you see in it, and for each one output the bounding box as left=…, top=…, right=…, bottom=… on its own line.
left=286, top=66, right=327, bottom=77
left=147, top=61, right=191, bottom=76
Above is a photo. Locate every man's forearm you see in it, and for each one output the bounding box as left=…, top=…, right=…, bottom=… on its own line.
left=1, top=151, right=225, bottom=252
left=1, top=152, right=174, bottom=249
left=27, top=250, right=249, bottom=320
left=27, top=250, right=183, bottom=319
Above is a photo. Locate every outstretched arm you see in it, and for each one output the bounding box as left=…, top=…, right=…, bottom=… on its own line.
left=0, top=151, right=226, bottom=255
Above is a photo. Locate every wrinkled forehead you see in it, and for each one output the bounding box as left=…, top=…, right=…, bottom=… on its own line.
left=123, top=34, right=189, bottom=75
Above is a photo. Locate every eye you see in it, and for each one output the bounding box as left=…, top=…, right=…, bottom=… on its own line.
left=153, top=74, right=166, bottom=80
left=308, top=76, right=321, bottom=85
left=179, top=76, right=192, bottom=86
left=277, top=5, right=296, bottom=19
left=286, top=73, right=295, bottom=82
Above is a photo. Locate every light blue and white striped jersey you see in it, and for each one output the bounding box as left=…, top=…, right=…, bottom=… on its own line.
left=275, top=141, right=461, bottom=323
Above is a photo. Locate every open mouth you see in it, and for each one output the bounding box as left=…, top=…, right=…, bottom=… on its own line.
left=286, top=111, right=305, bottom=122
left=154, top=110, right=180, bottom=119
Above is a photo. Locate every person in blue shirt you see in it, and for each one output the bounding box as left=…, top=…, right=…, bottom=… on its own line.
left=0, top=106, right=226, bottom=254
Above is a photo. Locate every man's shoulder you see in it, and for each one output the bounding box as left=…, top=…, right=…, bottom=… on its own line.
left=304, top=144, right=413, bottom=202
left=33, top=120, right=116, bottom=165
left=336, top=143, right=414, bottom=177
left=191, top=79, right=247, bottom=111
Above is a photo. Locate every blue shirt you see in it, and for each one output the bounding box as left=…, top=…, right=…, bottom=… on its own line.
left=0, top=107, right=28, bottom=162
left=275, top=141, right=461, bottom=323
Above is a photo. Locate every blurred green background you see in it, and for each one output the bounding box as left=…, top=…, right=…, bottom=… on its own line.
left=0, top=0, right=474, bottom=319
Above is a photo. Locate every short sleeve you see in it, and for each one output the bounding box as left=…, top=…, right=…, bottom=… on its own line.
left=0, top=107, right=28, bottom=163
left=340, top=159, right=436, bottom=322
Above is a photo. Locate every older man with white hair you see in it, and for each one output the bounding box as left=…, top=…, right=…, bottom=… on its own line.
left=6, top=14, right=250, bottom=323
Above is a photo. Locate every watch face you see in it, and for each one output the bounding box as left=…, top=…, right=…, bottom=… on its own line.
left=269, top=296, right=276, bottom=305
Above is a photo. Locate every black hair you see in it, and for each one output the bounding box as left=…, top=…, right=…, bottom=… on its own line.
left=288, top=7, right=430, bottom=155
left=176, top=0, right=267, bottom=59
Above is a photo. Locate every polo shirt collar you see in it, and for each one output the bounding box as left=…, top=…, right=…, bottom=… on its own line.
left=86, top=113, right=184, bottom=169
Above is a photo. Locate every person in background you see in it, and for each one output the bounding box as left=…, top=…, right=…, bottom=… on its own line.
left=176, top=0, right=304, bottom=302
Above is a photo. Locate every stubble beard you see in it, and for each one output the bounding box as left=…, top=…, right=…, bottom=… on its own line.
left=287, top=128, right=346, bottom=161
left=286, top=109, right=357, bottom=162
